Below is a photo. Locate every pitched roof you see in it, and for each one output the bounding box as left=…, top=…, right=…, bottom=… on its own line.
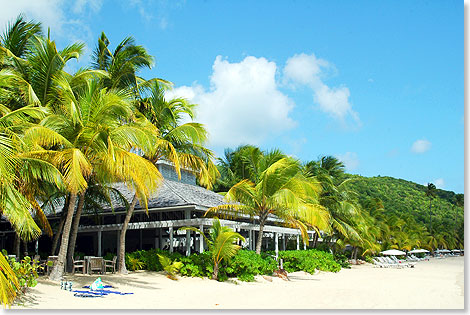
left=91, top=179, right=226, bottom=214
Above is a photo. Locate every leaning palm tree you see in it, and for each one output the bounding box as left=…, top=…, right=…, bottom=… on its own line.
left=35, top=76, right=161, bottom=280
left=180, top=217, right=244, bottom=280
left=207, top=157, right=330, bottom=254
left=114, top=80, right=219, bottom=274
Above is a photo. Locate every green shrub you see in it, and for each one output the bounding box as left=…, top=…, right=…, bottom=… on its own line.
left=125, top=249, right=183, bottom=272
left=333, top=253, right=351, bottom=268
left=278, top=249, right=341, bottom=274
left=179, top=251, right=213, bottom=278
left=1, top=251, right=40, bottom=292
left=225, top=250, right=277, bottom=281
left=124, top=248, right=341, bottom=280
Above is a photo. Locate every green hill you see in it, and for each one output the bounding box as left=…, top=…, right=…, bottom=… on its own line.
left=345, top=174, right=464, bottom=240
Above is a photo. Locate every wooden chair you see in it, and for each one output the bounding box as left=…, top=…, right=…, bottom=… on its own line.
left=104, top=256, right=117, bottom=274
left=88, top=257, right=104, bottom=274
left=72, top=257, right=86, bottom=274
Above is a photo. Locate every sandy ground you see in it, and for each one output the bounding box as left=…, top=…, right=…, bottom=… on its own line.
left=11, top=256, right=464, bottom=309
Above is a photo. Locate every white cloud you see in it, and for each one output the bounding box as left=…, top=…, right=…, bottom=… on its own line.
left=411, top=139, right=431, bottom=154
left=283, top=53, right=360, bottom=125
left=0, top=0, right=66, bottom=34
left=434, top=178, right=445, bottom=189
left=0, top=0, right=99, bottom=46
left=335, top=152, right=359, bottom=171
left=72, top=0, right=104, bottom=14
left=166, top=55, right=296, bottom=148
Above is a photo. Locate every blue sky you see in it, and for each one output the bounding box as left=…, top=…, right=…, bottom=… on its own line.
left=0, top=0, right=463, bottom=193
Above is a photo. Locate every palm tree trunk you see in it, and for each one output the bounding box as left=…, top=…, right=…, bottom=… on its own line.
left=429, top=198, right=432, bottom=233
left=255, top=216, right=267, bottom=255
left=117, top=194, right=138, bottom=274
left=212, top=262, right=219, bottom=280
left=49, top=193, right=77, bottom=281
left=51, top=196, right=70, bottom=255
left=312, top=232, right=319, bottom=248
left=66, top=192, right=85, bottom=272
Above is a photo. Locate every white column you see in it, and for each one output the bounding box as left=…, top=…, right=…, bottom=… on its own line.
left=159, top=228, right=163, bottom=249
left=296, top=234, right=300, bottom=250
left=35, top=240, right=39, bottom=255
left=303, top=233, right=307, bottom=250
left=97, top=230, right=102, bottom=256
left=281, top=234, right=285, bottom=251
left=186, top=230, right=191, bottom=256
left=199, top=224, right=204, bottom=253
left=169, top=227, right=174, bottom=253
left=275, top=232, right=279, bottom=260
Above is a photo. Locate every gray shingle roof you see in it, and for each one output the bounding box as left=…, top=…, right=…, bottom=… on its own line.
left=94, top=179, right=226, bottom=213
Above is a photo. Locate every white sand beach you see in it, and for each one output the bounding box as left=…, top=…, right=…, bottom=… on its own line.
left=11, top=256, right=464, bottom=310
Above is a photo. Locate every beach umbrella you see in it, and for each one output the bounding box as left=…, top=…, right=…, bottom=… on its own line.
left=380, top=249, right=406, bottom=256
left=409, top=249, right=429, bottom=254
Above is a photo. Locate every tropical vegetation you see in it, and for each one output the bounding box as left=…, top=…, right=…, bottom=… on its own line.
left=0, top=14, right=464, bottom=307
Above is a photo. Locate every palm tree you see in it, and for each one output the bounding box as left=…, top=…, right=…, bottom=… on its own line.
left=180, top=217, right=244, bottom=280
left=34, top=76, right=162, bottom=280
left=207, top=156, right=329, bottom=254
left=426, top=183, right=436, bottom=233
left=91, top=32, right=157, bottom=90
left=115, top=80, right=218, bottom=274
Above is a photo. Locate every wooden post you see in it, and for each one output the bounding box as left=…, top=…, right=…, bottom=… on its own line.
left=97, top=230, right=102, bottom=256
left=275, top=232, right=279, bottom=260
left=169, top=227, right=174, bottom=253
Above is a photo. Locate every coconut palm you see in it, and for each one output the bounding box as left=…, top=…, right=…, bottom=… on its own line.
left=116, top=80, right=218, bottom=274
left=180, top=217, right=244, bottom=280
left=207, top=156, right=329, bottom=254
left=33, top=75, right=162, bottom=280
left=91, top=32, right=159, bottom=91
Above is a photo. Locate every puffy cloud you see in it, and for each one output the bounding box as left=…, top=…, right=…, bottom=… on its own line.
left=166, top=55, right=296, bottom=148
left=0, top=0, right=65, bottom=34
left=411, top=139, right=431, bottom=154
left=72, top=0, right=104, bottom=14
left=0, top=0, right=99, bottom=45
left=283, top=53, right=360, bottom=125
left=434, top=178, right=445, bottom=189
left=335, top=152, right=359, bottom=171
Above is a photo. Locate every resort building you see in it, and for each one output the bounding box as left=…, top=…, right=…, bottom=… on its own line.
left=0, top=162, right=314, bottom=258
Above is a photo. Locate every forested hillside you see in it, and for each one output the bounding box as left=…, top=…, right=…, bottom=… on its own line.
left=345, top=175, right=464, bottom=242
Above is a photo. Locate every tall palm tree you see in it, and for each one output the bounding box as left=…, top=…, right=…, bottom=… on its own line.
left=35, top=76, right=161, bottom=280
left=115, top=80, right=218, bottom=274
left=207, top=157, right=329, bottom=254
